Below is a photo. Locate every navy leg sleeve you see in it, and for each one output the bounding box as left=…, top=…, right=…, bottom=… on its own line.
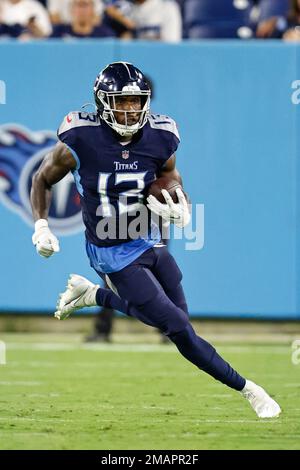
left=94, top=247, right=246, bottom=391
left=169, top=324, right=246, bottom=391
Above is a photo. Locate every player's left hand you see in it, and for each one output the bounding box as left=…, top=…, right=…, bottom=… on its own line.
left=147, top=188, right=191, bottom=228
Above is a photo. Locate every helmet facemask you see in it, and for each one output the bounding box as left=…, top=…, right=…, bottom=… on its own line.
left=97, top=89, right=151, bottom=138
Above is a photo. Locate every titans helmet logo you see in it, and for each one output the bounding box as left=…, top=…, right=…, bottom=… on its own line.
left=0, top=124, right=83, bottom=235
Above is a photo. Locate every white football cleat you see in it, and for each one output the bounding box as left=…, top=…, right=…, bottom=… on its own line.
left=241, top=380, right=281, bottom=418
left=54, top=274, right=99, bottom=320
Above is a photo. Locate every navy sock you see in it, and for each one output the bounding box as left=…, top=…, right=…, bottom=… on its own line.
left=96, top=288, right=128, bottom=314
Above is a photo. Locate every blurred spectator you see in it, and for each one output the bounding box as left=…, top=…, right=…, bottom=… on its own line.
left=130, top=0, right=182, bottom=42
left=47, top=0, right=103, bottom=24
left=282, top=0, right=300, bottom=40
left=256, top=0, right=294, bottom=38
left=51, top=0, right=116, bottom=38
left=0, top=0, right=52, bottom=37
left=103, top=0, right=135, bottom=38
left=161, top=0, right=182, bottom=42
left=0, top=22, right=24, bottom=38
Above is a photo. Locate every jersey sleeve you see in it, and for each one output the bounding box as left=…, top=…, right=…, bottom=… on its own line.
left=148, top=114, right=180, bottom=160
left=57, top=110, right=101, bottom=169
left=57, top=112, right=78, bottom=149
left=168, top=119, right=180, bottom=156
left=57, top=112, right=82, bottom=169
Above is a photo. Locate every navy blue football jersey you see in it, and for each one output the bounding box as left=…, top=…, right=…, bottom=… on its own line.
left=57, top=111, right=180, bottom=272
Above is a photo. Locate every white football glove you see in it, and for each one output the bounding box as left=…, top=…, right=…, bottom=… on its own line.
left=147, top=188, right=191, bottom=228
left=32, top=219, right=60, bottom=258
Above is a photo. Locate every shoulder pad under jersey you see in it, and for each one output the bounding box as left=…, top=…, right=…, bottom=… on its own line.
left=148, top=114, right=180, bottom=141
left=57, top=110, right=100, bottom=136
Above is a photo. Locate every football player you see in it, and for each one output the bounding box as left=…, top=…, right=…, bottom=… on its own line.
left=30, top=62, right=281, bottom=418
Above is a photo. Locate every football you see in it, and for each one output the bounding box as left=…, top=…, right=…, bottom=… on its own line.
left=146, top=176, right=183, bottom=203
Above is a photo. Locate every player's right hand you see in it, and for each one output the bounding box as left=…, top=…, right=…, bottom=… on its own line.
left=32, top=219, right=60, bottom=258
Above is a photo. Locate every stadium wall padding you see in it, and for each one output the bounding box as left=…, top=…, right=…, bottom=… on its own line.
left=0, top=39, right=299, bottom=319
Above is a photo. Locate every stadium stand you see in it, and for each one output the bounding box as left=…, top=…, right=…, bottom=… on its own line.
left=183, top=0, right=254, bottom=39
left=0, top=1, right=294, bottom=42
left=255, top=0, right=294, bottom=39
left=256, top=0, right=289, bottom=22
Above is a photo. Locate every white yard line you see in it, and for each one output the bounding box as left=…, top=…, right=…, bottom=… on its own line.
left=0, top=416, right=72, bottom=423
left=6, top=343, right=175, bottom=352
left=5, top=343, right=290, bottom=353
left=0, top=381, right=42, bottom=386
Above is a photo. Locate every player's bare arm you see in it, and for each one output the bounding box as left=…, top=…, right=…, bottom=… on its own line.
left=30, top=142, right=76, bottom=257
left=31, top=142, right=76, bottom=221
left=158, top=154, right=182, bottom=185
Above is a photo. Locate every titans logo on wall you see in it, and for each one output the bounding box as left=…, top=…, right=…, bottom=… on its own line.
left=0, top=124, right=83, bottom=235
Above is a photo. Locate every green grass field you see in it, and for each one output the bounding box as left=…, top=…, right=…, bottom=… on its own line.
left=0, top=333, right=299, bottom=450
